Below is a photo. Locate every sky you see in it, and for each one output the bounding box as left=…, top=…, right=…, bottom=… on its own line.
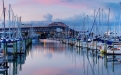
left=0, top=0, right=121, bottom=28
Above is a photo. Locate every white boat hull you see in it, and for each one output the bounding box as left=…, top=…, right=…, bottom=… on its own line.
left=107, top=50, right=121, bottom=55
left=75, top=40, right=82, bottom=47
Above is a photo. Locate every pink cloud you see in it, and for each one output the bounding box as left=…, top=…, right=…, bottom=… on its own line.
left=2, top=0, right=102, bottom=21
left=16, top=0, right=60, bottom=5
left=33, top=0, right=98, bottom=9
left=35, top=0, right=60, bottom=5
left=14, top=0, right=88, bottom=9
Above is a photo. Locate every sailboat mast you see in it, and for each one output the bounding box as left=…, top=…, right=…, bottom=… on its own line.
left=87, top=15, right=89, bottom=39
left=2, top=0, right=5, bottom=38
left=9, top=4, right=11, bottom=39
left=119, top=2, right=121, bottom=36
left=19, top=16, right=22, bottom=38
left=99, top=8, right=100, bottom=36
left=102, top=9, right=103, bottom=38
left=108, top=8, right=110, bottom=32
left=16, top=15, right=19, bottom=38
left=94, top=9, right=96, bottom=38
left=14, top=16, right=17, bottom=38
left=12, top=13, right=14, bottom=38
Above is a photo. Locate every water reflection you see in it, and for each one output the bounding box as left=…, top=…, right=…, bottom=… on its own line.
left=2, top=39, right=121, bottom=75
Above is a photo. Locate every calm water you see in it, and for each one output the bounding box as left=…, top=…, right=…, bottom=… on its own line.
left=4, top=39, right=121, bottom=75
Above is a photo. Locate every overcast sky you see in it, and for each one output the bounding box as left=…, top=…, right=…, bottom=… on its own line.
left=0, top=0, right=120, bottom=20
left=0, top=0, right=121, bottom=29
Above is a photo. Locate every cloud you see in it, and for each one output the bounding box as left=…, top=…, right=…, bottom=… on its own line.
left=35, top=0, right=59, bottom=5
left=0, top=0, right=120, bottom=24
left=15, top=0, right=60, bottom=5
left=51, top=14, right=89, bottom=31
left=102, top=2, right=121, bottom=20
left=13, top=0, right=99, bottom=9
left=43, top=13, right=53, bottom=21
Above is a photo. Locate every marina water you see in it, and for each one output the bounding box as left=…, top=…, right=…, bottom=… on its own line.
left=4, top=39, right=121, bottom=75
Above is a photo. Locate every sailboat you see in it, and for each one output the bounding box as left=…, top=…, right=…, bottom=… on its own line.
left=68, top=28, right=76, bottom=46
left=75, top=32, right=82, bottom=47
left=75, top=16, right=87, bottom=48
left=87, top=9, right=100, bottom=50
left=99, top=7, right=121, bottom=55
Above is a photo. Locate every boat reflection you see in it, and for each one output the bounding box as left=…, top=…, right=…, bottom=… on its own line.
left=0, top=45, right=31, bottom=75
left=2, top=39, right=121, bottom=75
